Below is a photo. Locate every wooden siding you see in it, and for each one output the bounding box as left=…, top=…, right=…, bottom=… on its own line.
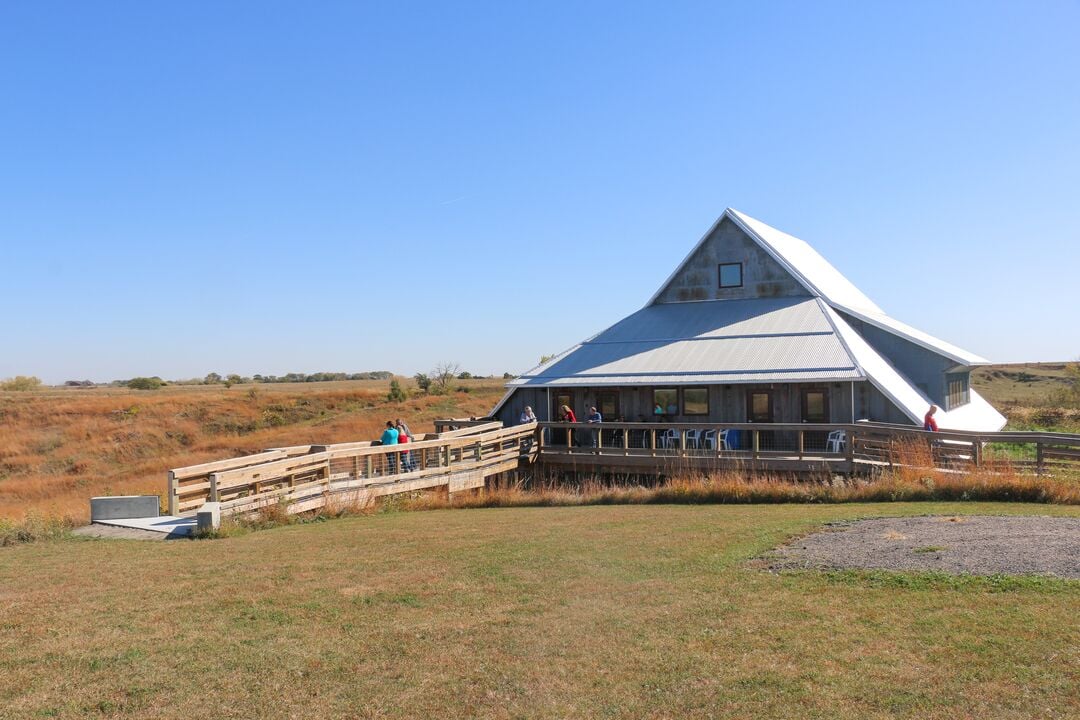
left=653, top=216, right=810, bottom=304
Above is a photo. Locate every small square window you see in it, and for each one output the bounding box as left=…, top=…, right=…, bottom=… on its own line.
left=683, top=388, right=708, bottom=415
left=719, top=263, right=743, bottom=288
left=653, top=388, right=677, bottom=416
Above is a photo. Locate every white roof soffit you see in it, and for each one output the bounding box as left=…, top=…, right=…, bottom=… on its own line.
left=651, top=207, right=988, bottom=367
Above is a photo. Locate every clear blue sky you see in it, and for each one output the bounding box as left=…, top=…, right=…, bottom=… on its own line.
left=2, top=1, right=1077, bottom=384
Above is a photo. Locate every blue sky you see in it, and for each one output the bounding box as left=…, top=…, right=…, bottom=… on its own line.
left=1, top=1, right=1077, bottom=383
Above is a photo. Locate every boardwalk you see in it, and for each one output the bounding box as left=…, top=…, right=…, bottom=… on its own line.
left=164, top=418, right=1080, bottom=522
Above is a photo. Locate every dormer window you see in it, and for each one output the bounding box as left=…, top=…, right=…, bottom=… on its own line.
left=719, top=262, right=743, bottom=288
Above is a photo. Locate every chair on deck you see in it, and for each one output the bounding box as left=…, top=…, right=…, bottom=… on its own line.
left=703, top=429, right=731, bottom=451
left=659, top=428, right=680, bottom=449
left=685, top=429, right=702, bottom=449
left=826, top=429, right=846, bottom=453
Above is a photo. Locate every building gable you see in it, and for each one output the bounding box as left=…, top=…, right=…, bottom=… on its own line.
left=651, top=216, right=810, bottom=304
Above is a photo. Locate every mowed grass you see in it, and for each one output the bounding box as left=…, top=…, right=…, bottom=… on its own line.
left=2, top=502, right=1078, bottom=719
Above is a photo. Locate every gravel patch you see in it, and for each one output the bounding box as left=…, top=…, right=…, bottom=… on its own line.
left=768, top=515, right=1080, bottom=579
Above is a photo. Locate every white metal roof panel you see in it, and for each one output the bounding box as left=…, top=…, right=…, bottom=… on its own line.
left=825, top=305, right=1005, bottom=431
left=511, top=297, right=861, bottom=388
left=727, top=209, right=884, bottom=315
left=509, top=369, right=862, bottom=387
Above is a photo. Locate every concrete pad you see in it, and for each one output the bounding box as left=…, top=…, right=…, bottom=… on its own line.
left=90, top=495, right=160, bottom=521
left=197, top=502, right=221, bottom=532
left=93, top=515, right=196, bottom=538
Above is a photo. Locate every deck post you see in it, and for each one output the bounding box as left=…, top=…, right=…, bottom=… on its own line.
left=1036, top=442, right=1044, bottom=476
left=797, top=430, right=804, bottom=460
left=972, top=438, right=982, bottom=467
left=622, top=425, right=629, bottom=454
left=845, top=427, right=855, bottom=472
left=167, top=470, right=178, bottom=516
left=650, top=429, right=656, bottom=456
left=752, top=430, right=760, bottom=459
left=208, top=473, right=220, bottom=503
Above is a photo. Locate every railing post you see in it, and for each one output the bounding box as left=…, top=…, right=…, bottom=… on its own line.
left=623, top=425, right=629, bottom=453
left=752, top=430, right=760, bottom=459
left=845, top=428, right=855, bottom=471
left=972, top=438, right=982, bottom=467
left=650, top=429, right=656, bottom=456
left=1036, top=442, right=1044, bottom=476
left=679, top=430, right=686, bottom=453
left=167, top=471, right=177, bottom=516
left=209, top=473, right=220, bottom=503
left=797, top=431, right=804, bottom=459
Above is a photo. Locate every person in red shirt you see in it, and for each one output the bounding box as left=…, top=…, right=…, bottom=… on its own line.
left=559, top=405, right=577, bottom=423
left=923, top=405, right=939, bottom=432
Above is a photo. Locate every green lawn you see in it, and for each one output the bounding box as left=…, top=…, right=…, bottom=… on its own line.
left=2, top=503, right=1078, bottom=719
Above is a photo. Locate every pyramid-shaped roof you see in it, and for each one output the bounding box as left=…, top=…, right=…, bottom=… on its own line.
left=498, top=209, right=1005, bottom=431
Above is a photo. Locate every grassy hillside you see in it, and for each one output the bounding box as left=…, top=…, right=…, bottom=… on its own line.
left=0, top=378, right=506, bottom=521
left=973, top=362, right=1080, bottom=432
left=972, top=362, right=1075, bottom=406
left=1, top=503, right=1077, bottom=719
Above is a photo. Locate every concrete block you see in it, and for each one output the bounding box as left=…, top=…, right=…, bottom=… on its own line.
left=196, top=502, right=222, bottom=533
left=90, top=495, right=160, bottom=522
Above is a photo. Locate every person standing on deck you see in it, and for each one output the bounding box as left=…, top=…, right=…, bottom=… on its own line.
left=381, top=420, right=399, bottom=473
left=519, top=406, right=537, bottom=424
left=559, top=404, right=577, bottom=446
left=923, top=405, right=939, bottom=432
left=586, top=406, right=602, bottom=448
left=396, top=419, right=415, bottom=471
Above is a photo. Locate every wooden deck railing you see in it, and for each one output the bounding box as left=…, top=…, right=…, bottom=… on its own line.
left=536, top=421, right=1080, bottom=476
left=167, top=420, right=537, bottom=518
left=167, top=418, right=1080, bottom=519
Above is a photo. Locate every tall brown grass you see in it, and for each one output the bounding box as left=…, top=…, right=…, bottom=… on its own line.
left=0, top=379, right=506, bottom=521
left=402, top=453, right=1080, bottom=512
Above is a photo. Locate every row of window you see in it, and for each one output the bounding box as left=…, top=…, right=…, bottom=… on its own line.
left=558, top=388, right=831, bottom=423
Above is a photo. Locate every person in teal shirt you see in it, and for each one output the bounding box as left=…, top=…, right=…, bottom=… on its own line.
left=381, top=420, right=399, bottom=473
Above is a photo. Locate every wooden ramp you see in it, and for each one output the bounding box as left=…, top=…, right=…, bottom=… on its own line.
left=166, top=420, right=537, bottom=520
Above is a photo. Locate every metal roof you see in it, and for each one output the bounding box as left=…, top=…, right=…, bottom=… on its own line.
left=648, top=208, right=988, bottom=366
left=510, top=297, right=863, bottom=387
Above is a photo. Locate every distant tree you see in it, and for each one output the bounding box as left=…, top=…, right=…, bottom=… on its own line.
left=1054, top=359, right=1080, bottom=408
left=457, top=371, right=473, bottom=380
left=64, top=380, right=94, bottom=387
left=431, top=362, right=461, bottom=395
left=204, top=372, right=222, bottom=385
left=127, top=376, right=164, bottom=390
left=1, top=376, right=42, bottom=391
left=503, top=372, right=514, bottom=379
left=387, top=379, right=407, bottom=402
left=224, top=374, right=243, bottom=388
left=413, top=373, right=432, bottom=393
left=539, top=354, right=556, bottom=365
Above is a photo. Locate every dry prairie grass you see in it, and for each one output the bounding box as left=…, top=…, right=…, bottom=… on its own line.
left=0, top=378, right=506, bottom=521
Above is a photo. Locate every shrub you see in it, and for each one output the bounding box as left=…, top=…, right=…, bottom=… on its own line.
left=1, top=376, right=42, bottom=391
left=126, top=376, right=164, bottom=390
left=387, top=379, right=407, bottom=402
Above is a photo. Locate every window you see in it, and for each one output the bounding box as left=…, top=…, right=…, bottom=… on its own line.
left=683, top=387, right=709, bottom=415
left=946, top=373, right=970, bottom=410
left=554, top=393, right=572, bottom=418
left=802, top=389, right=828, bottom=423
left=598, top=391, right=619, bottom=419
left=653, top=388, right=678, bottom=416
left=719, top=262, right=743, bottom=288
left=748, top=390, right=773, bottom=422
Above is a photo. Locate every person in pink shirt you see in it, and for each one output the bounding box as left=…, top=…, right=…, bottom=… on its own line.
left=923, top=405, right=939, bottom=432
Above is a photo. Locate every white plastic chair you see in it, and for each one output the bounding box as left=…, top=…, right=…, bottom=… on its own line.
left=703, top=429, right=731, bottom=451
left=659, top=428, right=679, bottom=449
left=826, top=429, right=846, bottom=453
left=685, top=429, right=701, bottom=449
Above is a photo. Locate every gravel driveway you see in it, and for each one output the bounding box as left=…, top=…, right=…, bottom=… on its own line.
left=768, top=515, right=1080, bottom=579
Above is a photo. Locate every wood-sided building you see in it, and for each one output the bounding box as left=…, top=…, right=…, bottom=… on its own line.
left=492, top=208, right=1006, bottom=433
